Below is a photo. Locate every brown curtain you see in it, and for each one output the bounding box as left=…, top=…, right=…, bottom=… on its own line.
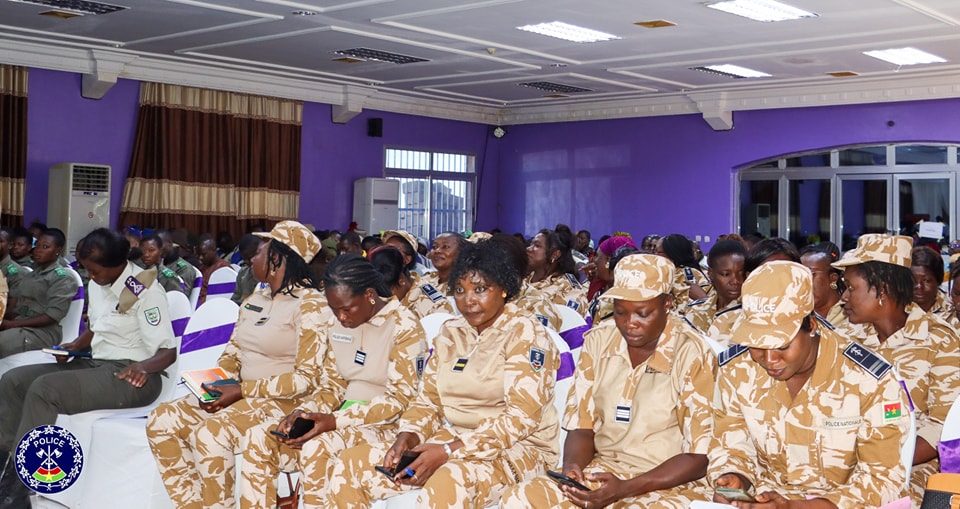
left=0, top=65, right=27, bottom=227
left=119, top=83, right=302, bottom=239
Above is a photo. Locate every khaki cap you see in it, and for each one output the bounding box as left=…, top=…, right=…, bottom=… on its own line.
left=831, top=234, right=913, bottom=269
left=468, top=231, right=492, bottom=243
left=382, top=230, right=419, bottom=254
left=732, top=261, right=813, bottom=349
left=254, top=220, right=321, bottom=264
left=600, top=253, right=674, bottom=302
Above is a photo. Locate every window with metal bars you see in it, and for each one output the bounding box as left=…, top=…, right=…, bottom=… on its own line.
left=384, top=148, right=476, bottom=241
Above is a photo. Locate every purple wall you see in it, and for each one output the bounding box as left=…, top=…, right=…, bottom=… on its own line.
left=25, top=68, right=140, bottom=227
left=497, top=98, right=960, bottom=246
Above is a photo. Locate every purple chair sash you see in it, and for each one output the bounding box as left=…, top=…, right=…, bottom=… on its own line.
left=558, top=351, right=575, bottom=381
left=207, top=282, right=236, bottom=295
left=560, top=324, right=590, bottom=351
left=193, top=275, right=204, bottom=289
left=171, top=317, right=190, bottom=338
left=940, top=437, right=960, bottom=473
left=73, top=285, right=85, bottom=301
left=180, top=323, right=234, bottom=354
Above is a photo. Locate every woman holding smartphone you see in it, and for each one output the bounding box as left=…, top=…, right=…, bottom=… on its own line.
left=327, top=240, right=559, bottom=508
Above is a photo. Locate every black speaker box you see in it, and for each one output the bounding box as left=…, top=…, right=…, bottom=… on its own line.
left=367, top=118, right=383, bottom=137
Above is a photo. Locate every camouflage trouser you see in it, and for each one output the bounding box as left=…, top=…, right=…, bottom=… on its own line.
left=909, top=459, right=938, bottom=508
left=145, top=395, right=295, bottom=509
left=324, top=438, right=524, bottom=508
left=500, top=458, right=711, bottom=509
left=240, top=422, right=395, bottom=509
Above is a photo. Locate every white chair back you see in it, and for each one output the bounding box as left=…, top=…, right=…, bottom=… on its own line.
left=554, top=303, right=587, bottom=332
left=60, top=267, right=85, bottom=343
left=206, top=266, right=238, bottom=302
left=187, top=264, right=203, bottom=310
left=173, top=299, right=240, bottom=398
left=943, top=396, right=960, bottom=442
left=419, top=313, right=455, bottom=345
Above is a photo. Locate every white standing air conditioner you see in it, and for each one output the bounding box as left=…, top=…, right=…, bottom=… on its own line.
left=353, top=178, right=399, bottom=234
left=48, top=163, right=111, bottom=256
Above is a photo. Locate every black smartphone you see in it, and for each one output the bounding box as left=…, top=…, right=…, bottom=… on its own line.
left=547, top=470, right=591, bottom=491
left=716, top=487, right=756, bottom=502
left=374, top=450, right=422, bottom=478
left=268, top=417, right=314, bottom=439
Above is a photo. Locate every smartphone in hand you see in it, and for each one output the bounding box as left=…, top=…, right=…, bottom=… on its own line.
left=546, top=470, right=591, bottom=491
left=268, top=417, right=314, bottom=439
left=374, top=450, right=421, bottom=478
left=716, top=487, right=755, bottom=502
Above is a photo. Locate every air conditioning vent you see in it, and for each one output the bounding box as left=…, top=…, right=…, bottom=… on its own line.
left=11, top=0, right=127, bottom=15
left=330, top=48, right=429, bottom=65
left=71, top=164, right=110, bottom=192
left=517, top=81, right=593, bottom=94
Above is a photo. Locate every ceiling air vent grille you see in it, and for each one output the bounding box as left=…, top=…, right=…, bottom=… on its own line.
left=330, top=48, right=428, bottom=65
left=11, top=0, right=126, bottom=15
left=518, top=81, right=593, bottom=94
left=72, top=165, right=110, bottom=193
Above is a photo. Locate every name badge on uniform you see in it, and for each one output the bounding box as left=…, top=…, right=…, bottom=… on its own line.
left=416, top=354, right=426, bottom=378
left=244, top=303, right=263, bottom=312
left=615, top=405, right=631, bottom=423
left=452, top=358, right=469, bottom=372
left=565, top=300, right=580, bottom=311
left=354, top=350, right=367, bottom=366
left=255, top=317, right=270, bottom=326
left=331, top=333, right=353, bottom=343
left=421, top=284, right=445, bottom=303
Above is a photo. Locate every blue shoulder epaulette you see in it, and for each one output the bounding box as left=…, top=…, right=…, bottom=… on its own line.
left=684, top=266, right=695, bottom=283
left=715, top=304, right=742, bottom=317
left=687, top=297, right=708, bottom=307
left=813, top=312, right=836, bottom=331
left=420, top=283, right=445, bottom=303
left=842, top=343, right=892, bottom=380
left=564, top=273, right=583, bottom=289
left=566, top=299, right=580, bottom=312
left=718, top=344, right=749, bottom=367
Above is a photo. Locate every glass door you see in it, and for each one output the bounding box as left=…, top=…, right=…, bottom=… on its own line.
left=894, top=173, right=956, bottom=241
left=836, top=175, right=891, bottom=250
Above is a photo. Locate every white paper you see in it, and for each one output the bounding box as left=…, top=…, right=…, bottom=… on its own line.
left=919, top=221, right=944, bottom=239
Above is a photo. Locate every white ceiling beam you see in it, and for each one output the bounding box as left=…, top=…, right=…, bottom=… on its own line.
left=81, top=50, right=138, bottom=99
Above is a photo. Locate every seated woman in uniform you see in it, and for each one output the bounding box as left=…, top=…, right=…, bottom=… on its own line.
left=489, top=233, right=562, bottom=331
left=423, top=231, right=466, bottom=296
left=0, top=228, right=79, bottom=359
left=943, top=263, right=960, bottom=329
left=140, top=233, right=187, bottom=294
left=527, top=227, right=588, bottom=316
left=502, top=253, right=716, bottom=509
left=0, top=228, right=176, bottom=507
left=326, top=239, right=560, bottom=508
left=684, top=239, right=745, bottom=332
left=239, top=252, right=426, bottom=508
left=833, top=234, right=960, bottom=505
left=370, top=245, right=449, bottom=318
left=711, top=261, right=911, bottom=508
left=799, top=242, right=846, bottom=328
left=910, top=245, right=949, bottom=314
left=147, top=221, right=327, bottom=509
left=9, top=228, right=33, bottom=268
left=654, top=234, right=709, bottom=307
left=583, top=235, right=637, bottom=324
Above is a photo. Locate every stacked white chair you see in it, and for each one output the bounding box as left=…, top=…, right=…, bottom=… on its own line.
left=205, top=266, right=238, bottom=302
left=0, top=267, right=84, bottom=378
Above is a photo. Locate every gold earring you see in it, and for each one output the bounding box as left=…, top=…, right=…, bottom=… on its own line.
left=879, top=297, right=884, bottom=307
left=501, top=291, right=507, bottom=298
left=829, top=281, right=838, bottom=290
left=369, top=298, right=376, bottom=305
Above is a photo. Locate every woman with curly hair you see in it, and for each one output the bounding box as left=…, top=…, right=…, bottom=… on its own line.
left=326, top=239, right=560, bottom=508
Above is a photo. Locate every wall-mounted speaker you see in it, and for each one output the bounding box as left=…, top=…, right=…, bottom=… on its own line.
left=367, top=118, right=383, bottom=137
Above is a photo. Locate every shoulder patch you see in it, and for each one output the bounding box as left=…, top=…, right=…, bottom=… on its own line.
left=161, top=268, right=175, bottom=278
left=564, top=273, right=583, bottom=289
left=718, top=344, right=749, bottom=367
left=683, top=267, right=695, bottom=282
left=565, top=299, right=580, bottom=312
left=54, top=267, right=67, bottom=277
left=687, top=297, right=708, bottom=307
left=144, top=307, right=161, bottom=326
left=529, top=347, right=546, bottom=372
left=176, top=260, right=188, bottom=269
left=6, top=265, right=18, bottom=275
left=715, top=304, right=742, bottom=317
left=420, top=283, right=445, bottom=303
left=535, top=314, right=549, bottom=327
left=813, top=312, right=836, bottom=331
left=843, top=343, right=892, bottom=380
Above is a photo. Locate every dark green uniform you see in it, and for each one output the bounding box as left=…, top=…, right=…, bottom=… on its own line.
left=12, top=255, right=33, bottom=270
left=0, top=254, right=25, bottom=299
left=0, top=265, right=79, bottom=358
left=230, top=265, right=257, bottom=305
left=155, top=265, right=186, bottom=295
left=165, top=258, right=197, bottom=294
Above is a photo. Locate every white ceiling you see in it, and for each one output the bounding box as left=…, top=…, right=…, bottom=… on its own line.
left=2, top=0, right=960, bottom=127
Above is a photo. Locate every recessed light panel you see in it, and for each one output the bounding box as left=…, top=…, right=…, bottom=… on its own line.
left=518, top=81, right=593, bottom=93
left=691, top=64, right=772, bottom=78
left=516, top=21, right=620, bottom=43
left=706, top=0, right=817, bottom=22
left=863, top=47, right=946, bottom=66
left=10, top=0, right=126, bottom=15
left=330, top=48, right=429, bottom=65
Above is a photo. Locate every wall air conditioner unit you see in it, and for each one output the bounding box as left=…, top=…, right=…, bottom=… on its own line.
left=47, top=163, right=111, bottom=256
left=353, top=178, right=399, bottom=234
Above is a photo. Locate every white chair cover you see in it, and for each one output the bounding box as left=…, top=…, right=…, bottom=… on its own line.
left=205, top=266, right=238, bottom=302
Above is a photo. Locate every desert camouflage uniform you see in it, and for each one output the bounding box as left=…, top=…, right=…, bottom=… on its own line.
left=527, top=273, right=589, bottom=319
left=0, top=264, right=78, bottom=358
left=403, top=271, right=454, bottom=318
left=515, top=282, right=563, bottom=332
left=940, top=307, right=960, bottom=330
left=325, top=304, right=560, bottom=508
left=929, top=291, right=950, bottom=315
left=501, top=315, right=716, bottom=508
left=146, top=285, right=329, bottom=509
left=705, top=304, right=742, bottom=347
left=239, top=298, right=426, bottom=509
left=683, top=293, right=740, bottom=334
left=670, top=265, right=710, bottom=310
left=587, top=291, right=614, bottom=326
left=854, top=303, right=960, bottom=505
left=709, top=328, right=910, bottom=508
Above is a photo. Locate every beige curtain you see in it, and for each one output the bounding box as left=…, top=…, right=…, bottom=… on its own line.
left=120, top=83, right=302, bottom=238
left=0, top=65, right=27, bottom=227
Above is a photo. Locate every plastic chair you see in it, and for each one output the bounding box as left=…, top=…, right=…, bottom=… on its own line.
left=419, top=313, right=455, bottom=345
left=554, top=304, right=587, bottom=332
left=205, top=266, right=238, bottom=302
left=0, top=267, right=84, bottom=378
left=943, top=396, right=960, bottom=443
left=173, top=298, right=239, bottom=397
left=187, top=264, right=203, bottom=310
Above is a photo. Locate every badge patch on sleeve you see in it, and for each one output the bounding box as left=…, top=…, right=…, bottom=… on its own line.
left=529, top=347, right=545, bottom=372
left=144, top=307, right=161, bottom=326
left=883, top=401, right=903, bottom=423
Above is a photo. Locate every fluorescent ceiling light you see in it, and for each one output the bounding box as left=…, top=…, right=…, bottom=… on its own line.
left=517, top=21, right=620, bottom=43
left=697, top=64, right=771, bottom=78
left=706, top=0, right=817, bottom=22
left=863, top=47, right=946, bottom=66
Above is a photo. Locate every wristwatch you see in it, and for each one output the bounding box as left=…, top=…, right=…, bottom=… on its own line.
left=442, top=442, right=453, bottom=457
